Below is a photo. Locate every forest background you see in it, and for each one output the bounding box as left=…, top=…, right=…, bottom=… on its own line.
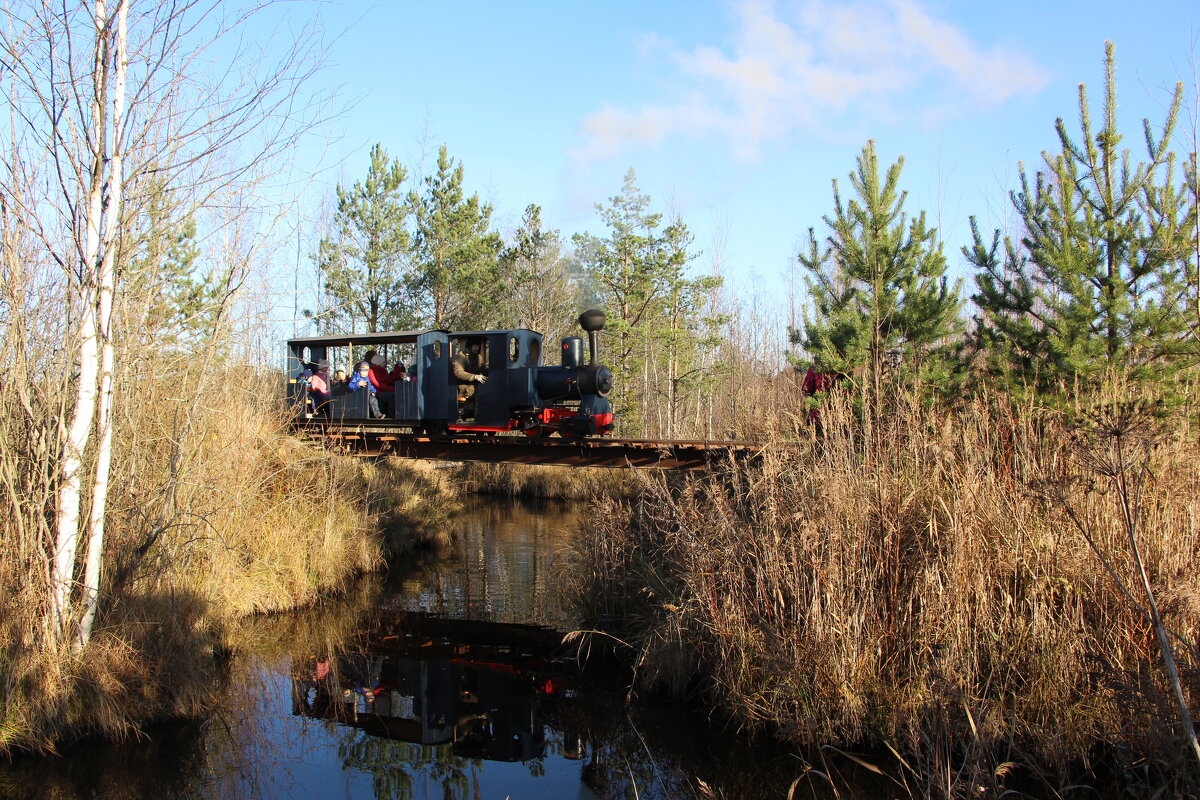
left=1, top=0, right=1199, bottom=794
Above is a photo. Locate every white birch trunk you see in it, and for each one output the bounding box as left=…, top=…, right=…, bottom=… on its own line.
left=53, top=4, right=111, bottom=637
left=78, top=0, right=128, bottom=649
left=53, top=0, right=122, bottom=643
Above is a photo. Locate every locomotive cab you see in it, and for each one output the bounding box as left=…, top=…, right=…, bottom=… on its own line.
left=447, top=329, right=544, bottom=431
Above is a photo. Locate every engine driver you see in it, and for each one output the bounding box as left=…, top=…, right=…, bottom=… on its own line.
left=451, top=338, right=487, bottom=419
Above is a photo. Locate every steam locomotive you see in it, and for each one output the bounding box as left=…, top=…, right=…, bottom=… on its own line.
left=286, top=310, right=614, bottom=438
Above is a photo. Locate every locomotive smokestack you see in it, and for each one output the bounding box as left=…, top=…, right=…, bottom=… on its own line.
left=578, top=309, right=606, bottom=365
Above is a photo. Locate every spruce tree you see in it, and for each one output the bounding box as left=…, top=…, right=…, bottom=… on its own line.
left=313, top=143, right=412, bottom=333
left=966, top=42, right=1195, bottom=396
left=796, top=140, right=964, bottom=403
left=408, top=145, right=502, bottom=330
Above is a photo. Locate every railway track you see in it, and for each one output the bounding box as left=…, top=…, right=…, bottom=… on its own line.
left=293, top=421, right=759, bottom=470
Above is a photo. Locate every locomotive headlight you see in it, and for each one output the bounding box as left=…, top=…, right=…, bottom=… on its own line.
left=578, top=364, right=613, bottom=397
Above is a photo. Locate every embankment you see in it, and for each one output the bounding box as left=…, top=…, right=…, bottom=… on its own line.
left=0, top=373, right=457, bottom=754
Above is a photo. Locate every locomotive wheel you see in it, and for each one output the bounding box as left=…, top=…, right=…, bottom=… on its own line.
left=524, top=425, right=551, bottom=439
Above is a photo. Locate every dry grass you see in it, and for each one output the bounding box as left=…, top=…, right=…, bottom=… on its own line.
left=0, top=362, right=456, bottom=754
left=567, top=388, right=1200, bottom=796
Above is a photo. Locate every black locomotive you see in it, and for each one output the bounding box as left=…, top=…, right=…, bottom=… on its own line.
left=287, top=310, right=614, bottom=438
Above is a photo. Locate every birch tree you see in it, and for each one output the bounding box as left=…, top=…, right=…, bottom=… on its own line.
left=0, top=0, right=327, bottom=648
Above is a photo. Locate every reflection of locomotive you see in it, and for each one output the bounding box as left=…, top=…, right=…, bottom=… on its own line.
left=292, top=612, right=578, bottom=763
left=287, top=310, right=614, bottom=438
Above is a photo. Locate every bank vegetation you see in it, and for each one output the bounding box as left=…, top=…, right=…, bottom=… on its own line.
left=569, top=386, right=1200, bottom=796
left=0, top=356, right=453, bottom=752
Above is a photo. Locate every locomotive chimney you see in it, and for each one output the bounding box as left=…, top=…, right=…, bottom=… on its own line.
left=578, top=309, right=606, bottom=365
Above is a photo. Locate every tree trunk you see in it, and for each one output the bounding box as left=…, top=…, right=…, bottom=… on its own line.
left=78, top=0, right=127, bottom=650
left=53, top=0, right=115, bottom=638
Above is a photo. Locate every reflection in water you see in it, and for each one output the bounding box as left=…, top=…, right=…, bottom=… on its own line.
left=291, top=612, right=574, bottom=760
left=289, top=610, right=596, bottom=799
left=0, top=497, right=805, bottom=800
left=391, top=496, right=579, bottom=629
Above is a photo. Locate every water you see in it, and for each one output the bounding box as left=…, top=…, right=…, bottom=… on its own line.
left=0, top=497, right=809, bottom=800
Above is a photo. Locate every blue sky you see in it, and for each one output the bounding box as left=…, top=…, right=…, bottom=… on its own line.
left=280, top=0, right=1200, bottom=314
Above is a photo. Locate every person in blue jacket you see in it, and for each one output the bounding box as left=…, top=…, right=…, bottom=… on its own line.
left=348, top=361, right=385, bottom=419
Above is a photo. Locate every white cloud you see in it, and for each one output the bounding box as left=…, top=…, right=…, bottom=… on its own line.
left=570, top=0, right=1047, bottom=166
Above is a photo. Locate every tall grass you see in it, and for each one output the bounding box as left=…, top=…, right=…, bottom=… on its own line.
left=567, top=389, right=1200, bottom=795
left=0, top=360, right=454, bottom=754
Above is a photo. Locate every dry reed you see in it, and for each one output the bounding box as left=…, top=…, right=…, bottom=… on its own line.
left=567, top=387, right=1200, bottom=796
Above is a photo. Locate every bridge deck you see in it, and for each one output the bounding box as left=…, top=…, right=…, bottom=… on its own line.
left=296, top=423, right=756, bottom=469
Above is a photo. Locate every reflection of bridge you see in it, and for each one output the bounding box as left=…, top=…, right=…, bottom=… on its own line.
left=297, top=422, right=759, bottom=470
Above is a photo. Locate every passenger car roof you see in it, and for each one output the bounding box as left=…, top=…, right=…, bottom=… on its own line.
left=287, top=329, right=446, bottom=347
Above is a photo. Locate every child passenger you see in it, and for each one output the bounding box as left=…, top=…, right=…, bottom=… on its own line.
left=348, top=361, right=385, bottom=419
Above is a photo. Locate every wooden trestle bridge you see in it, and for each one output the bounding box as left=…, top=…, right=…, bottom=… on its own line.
left=295, top=422, right=758, bottom=470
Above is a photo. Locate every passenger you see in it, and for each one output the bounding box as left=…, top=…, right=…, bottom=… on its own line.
left=369, top=354, right=396, bottom=416
left=331, top=366, right=349, bottom=396
left=308, top=360, right=332, bottom=414
left=452, top=338, right=487, bottom=419
left=368, top=354, right=395, bottom=391
left=348, top=361, right=385, bottom=419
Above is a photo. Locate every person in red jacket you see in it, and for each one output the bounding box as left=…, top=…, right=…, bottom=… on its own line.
left=366, top=354, right=395, bottom=391
left=365, top=353, right=395, bottom=415
left=801, top=366, right=836, bottom=424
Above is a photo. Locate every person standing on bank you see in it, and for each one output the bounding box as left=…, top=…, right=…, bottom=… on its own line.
left=451, top=338, right=487, bottom=419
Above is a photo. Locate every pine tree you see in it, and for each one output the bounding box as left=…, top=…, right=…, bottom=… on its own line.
left=651, top=219, right=724, bottom=438
left=966, top=42, right=1195, bottom=396
left=497, top=204, right=579, bottom=345
left=796, top=140, right=964, bottom=404
left=408, top=145, right=502, bottom=330
left=573, top=168, right=716, bottom=434
left=314, top=143, right=412, bottom=333
left=122, top=187, right=206, bottom=348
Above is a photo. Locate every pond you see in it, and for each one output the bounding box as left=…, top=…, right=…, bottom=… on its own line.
left=0, top=496, right=815, bottom=799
